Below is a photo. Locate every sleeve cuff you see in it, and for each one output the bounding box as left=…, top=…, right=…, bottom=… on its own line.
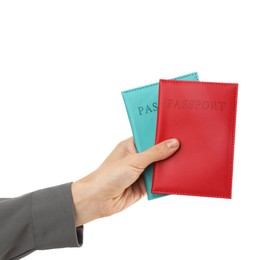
left=31, top=183, right=83, bottom=250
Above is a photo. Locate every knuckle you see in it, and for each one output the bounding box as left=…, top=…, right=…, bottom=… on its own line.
left=153, top=145, right=165, bottom=156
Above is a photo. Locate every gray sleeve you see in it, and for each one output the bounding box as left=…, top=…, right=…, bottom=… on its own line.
left=0, top=183, right=83, bottom=260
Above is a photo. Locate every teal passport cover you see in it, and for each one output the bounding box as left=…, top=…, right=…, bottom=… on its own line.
left=121, top=72, right=199, bottom=200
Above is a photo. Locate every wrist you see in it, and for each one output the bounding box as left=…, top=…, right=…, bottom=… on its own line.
left=71, top=174, right=101, bottom=226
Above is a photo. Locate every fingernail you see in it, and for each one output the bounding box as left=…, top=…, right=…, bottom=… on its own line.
left=167, top=138, right=179, bottom=149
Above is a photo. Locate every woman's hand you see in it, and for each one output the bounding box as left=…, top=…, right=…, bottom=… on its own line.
left=71, top=137, right=180, bottom=226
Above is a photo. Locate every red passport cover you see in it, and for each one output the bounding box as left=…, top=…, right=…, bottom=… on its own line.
left=152, top=80, right=238, bottom=198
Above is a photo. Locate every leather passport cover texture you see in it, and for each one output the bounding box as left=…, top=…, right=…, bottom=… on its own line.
left=121, top=72, right=199, bottom=200
left=152, top=80, right=238, bottom=199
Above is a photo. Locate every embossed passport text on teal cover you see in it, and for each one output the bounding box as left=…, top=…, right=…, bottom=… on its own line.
left=121, top=72, right=199, bottom=200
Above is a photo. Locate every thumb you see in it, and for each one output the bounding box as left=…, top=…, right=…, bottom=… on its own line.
left=136, top=138, right=180, bottom=169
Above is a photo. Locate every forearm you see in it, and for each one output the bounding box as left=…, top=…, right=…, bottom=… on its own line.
left=0, top=183, right=83, bottom=260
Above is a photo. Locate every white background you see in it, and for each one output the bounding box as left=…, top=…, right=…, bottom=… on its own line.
left=0, top=1, right=259, bottom=259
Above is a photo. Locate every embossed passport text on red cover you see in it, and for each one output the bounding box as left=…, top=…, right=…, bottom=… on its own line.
left=152, top=80, right=238, bottom=198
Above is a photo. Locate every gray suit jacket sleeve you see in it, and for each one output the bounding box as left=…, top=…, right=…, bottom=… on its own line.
left=0, top=183, right=83, bottom=260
